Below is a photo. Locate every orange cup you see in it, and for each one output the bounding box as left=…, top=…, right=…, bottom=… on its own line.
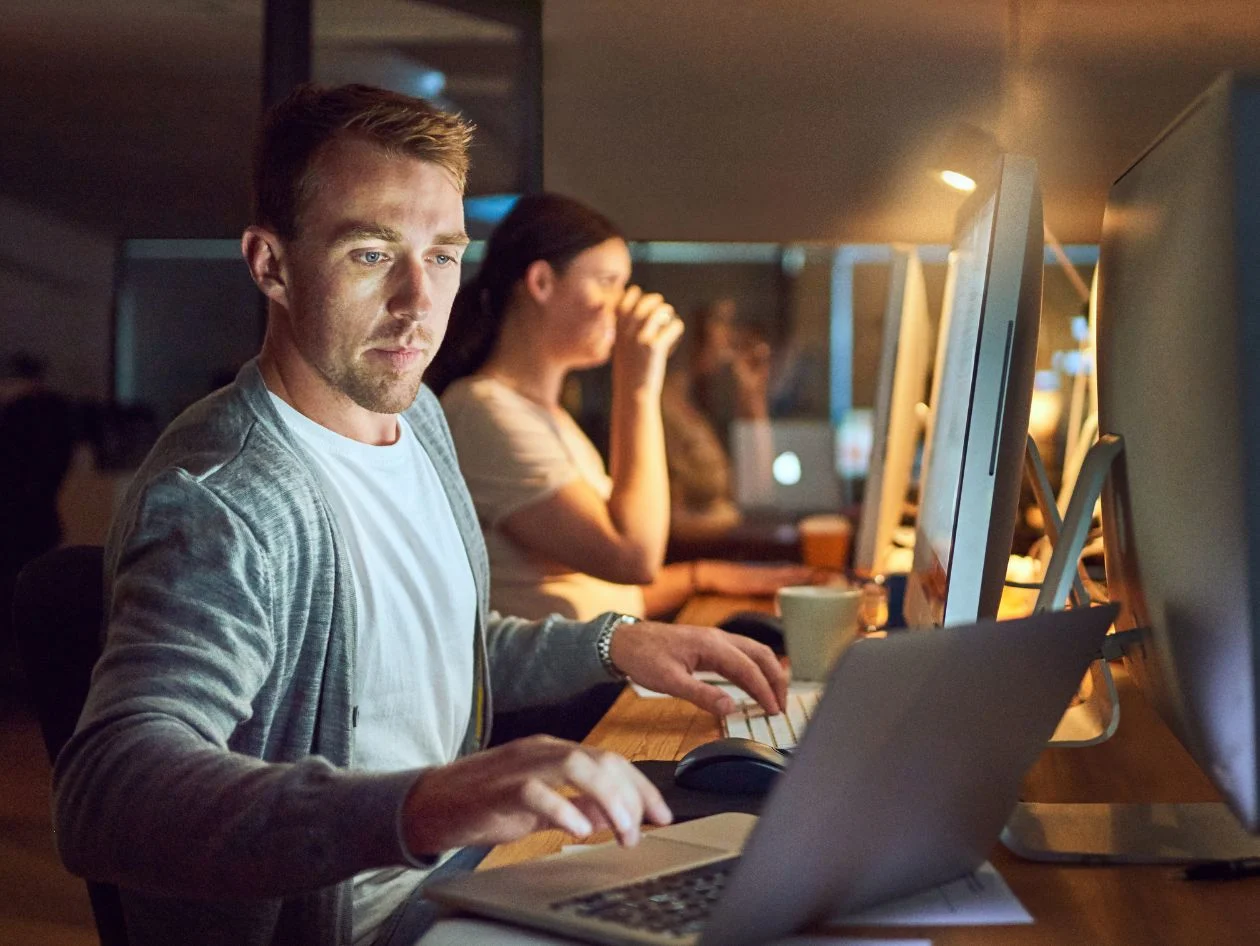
left=797, top=514, right=853, bottom=570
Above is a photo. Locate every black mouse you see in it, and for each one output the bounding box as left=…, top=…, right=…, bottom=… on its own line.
left=673, top=737, right=789, bottom=795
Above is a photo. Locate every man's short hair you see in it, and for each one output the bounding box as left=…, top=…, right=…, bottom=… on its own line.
left=253, top=83, right=474, bottom=239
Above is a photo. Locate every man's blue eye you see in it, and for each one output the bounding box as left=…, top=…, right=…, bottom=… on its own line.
left=362, top=251, right=384, bottom=264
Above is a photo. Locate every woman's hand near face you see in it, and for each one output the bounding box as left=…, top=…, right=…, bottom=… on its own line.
left=612, top=285, right=684, bottom=396
left=603, top=284, right=679, bottom=578
left=731, top=338, right=772, bottom=419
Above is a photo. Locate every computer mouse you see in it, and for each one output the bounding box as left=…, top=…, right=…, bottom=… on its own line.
left=673, top=737, right=789, bottom=795
left=718, top=611, right=785, bottom=654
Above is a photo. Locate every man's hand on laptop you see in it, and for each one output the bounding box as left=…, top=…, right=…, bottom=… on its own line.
left=610, top=621, right=788, bottom=717
left=401, top=737, right=672, bottom=854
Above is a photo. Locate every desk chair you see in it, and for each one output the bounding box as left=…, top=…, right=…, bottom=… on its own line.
left=12, top=544, right=129, bottom=946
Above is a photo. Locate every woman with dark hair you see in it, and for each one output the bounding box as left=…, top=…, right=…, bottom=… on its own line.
left=433, top=193, right=813, bottom=626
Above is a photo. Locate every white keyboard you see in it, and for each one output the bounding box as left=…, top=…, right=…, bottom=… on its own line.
left=719, top=681, right=822, bottom=751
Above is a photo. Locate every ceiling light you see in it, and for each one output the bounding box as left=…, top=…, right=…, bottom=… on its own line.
left=927, top=123, right=1001, bottom=192
left=939, top=170, right=977, bottom=192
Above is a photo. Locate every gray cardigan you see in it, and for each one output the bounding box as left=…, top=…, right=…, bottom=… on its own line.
left=52, top=360, right=615, bottom=946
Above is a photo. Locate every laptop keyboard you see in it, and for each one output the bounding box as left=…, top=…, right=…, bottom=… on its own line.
left=721, top=683, right=821, bottom=751
left=548, top=858, right=737, bottom=939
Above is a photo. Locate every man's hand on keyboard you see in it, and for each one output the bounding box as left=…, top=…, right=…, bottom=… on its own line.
left=724, top=685, right=821, bottom=751
left=609, top=621, right=788, bottom=717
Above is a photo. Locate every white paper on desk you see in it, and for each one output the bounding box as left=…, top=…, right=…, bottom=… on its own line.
left=416, top=918, right=574, bottom=944
left=830, top=861, right=1031, bottom=926
left=419, top=919, right=929, bottom=945
left=768, top=939, right=930, bottom=946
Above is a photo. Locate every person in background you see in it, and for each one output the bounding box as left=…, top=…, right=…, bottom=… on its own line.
left=430, top=194, right=815, bottom=632
left=52, top=85, right=788, bottom=946
left=0, top=352, right=76, bottom=669
left=660, top=299, right=776, bottom=540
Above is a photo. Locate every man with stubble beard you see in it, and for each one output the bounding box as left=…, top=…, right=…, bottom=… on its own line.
left=52, top=84, right=787, bottom=946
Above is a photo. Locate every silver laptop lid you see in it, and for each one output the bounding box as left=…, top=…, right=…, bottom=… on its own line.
left=428, top=606, right=1113, bottom=946
left=701, top=604, right=1114, bottom=946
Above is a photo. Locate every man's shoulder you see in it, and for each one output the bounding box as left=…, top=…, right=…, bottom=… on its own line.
left=125, top=382, right=314, bottom=523
left=106, top=382, right=332, bottom=584
left=151, top=387, right=287, bottom=474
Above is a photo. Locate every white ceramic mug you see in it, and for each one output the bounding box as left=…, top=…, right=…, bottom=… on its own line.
left=776, top=585, right=862, bottom=682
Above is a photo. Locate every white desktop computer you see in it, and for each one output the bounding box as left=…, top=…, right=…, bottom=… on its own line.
left=1004, top=71, right=1260, bottom=862
left=852, top=246, right=932, bottom=578
left=903, top=154, right=1044, bottom=629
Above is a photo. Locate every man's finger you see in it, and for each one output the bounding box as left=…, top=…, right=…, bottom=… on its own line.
left=693, top=634, right=783, bottom=715
left=723, top=633, right=790, bottom=709
left=658, top=671, right=741, bottom=718
left=520, top=777, right=593, bottom=838
left=569, top=795, right=616, bottom=835
left=560, top=751, right=643, bottom=846
left=570, top=748, right=672, bottom=832
left=625, top=756, right=673, bottom=827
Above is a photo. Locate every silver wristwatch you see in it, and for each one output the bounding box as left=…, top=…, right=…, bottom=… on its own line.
left=597, top=612, right=638, bottom=681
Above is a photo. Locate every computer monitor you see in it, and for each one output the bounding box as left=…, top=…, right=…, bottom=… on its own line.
left=1003, top=72, right=1260, bottom=863
left=852, top=246, right=931, bottom=577
left=1098, top=73, right=1260, bottom=840
left=903, top=155, right=1044, bottom=628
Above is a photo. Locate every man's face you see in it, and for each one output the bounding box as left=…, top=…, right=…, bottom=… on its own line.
left=276, top=136, right=468, bottom=415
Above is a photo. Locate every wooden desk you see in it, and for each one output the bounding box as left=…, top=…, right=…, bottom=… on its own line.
left=485, top=595, right=1260, bottom=945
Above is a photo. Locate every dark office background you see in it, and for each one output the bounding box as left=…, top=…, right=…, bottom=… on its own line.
left=6, top=4, right=1260, bottom=942
left=6, top=1, right=1260, bottom=401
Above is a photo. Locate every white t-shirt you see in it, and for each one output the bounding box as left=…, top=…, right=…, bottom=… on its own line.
left=269, top=394, right=476, bottom=945
left=441, top=376, right=645, bottom=622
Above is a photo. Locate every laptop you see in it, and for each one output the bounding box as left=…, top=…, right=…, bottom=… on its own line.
left=730, top=419, right=842, bottom=513
left=427, top=605, right=1116, bottom=946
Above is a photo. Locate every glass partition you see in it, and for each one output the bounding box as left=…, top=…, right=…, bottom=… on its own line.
left=109, top=235, right=1095, bottom=502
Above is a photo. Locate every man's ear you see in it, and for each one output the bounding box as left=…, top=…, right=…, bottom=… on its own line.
left=241, top=226, right=289, bottom=308
left=522, top=259, right=556, bottom=305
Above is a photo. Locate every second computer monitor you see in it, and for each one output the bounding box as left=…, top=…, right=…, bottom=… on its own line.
left=904, top=155, right=1044, bottom=628
left=853, top=246, right=931, bottom=577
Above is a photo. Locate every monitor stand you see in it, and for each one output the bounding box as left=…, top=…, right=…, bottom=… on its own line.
left=1003, top=801, right=1260, bottom=863
left=1006, top=434, right=1260, bottom=862
left=1023, top=435, right=1121, bottom=748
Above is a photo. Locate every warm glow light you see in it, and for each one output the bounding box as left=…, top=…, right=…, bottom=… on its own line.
left=939, top=169, right=977, bottom=192
left=772, top=450, right=803, bottom=486
left=1028, top=388, right=1063, bottom=442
